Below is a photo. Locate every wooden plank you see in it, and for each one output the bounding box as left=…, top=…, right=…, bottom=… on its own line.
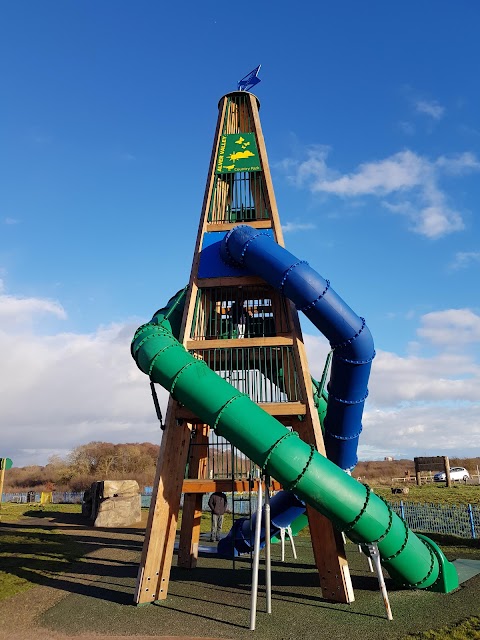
left=249, top=94, right=285, bottom=248
left=292, top=411, right=354, bottom=604
left=258, top=402, right=306, bottom=415
left=175, top=402, right=306, bottom=422
left=182, top=478, right=282, bottom=493
left=186, top=336, right=294, bottom=350
left=207, top=220, right=272, bottom=232
left=196, top=276, right=265, bottom=288
left=177, top=494, right=203, bottom=568
left=178, top=425, right=209, bottom=568
left=134, top=405, right=191, bottom=604
left=177, top=98, right=229, bottom=348
left=304, top=506, right=354, bottom=602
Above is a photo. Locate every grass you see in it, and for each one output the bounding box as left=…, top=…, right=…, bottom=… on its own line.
left=373, top=483, right=480, bottom=506
left=0, top=501, right=82, bottom=522
left=0, top=504, right=86, bottom=601
left=404, top=616, right=480, bottom=639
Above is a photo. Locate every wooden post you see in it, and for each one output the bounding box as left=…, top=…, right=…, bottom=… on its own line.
left=178, top=424, right=210, bottom=568
left=134, top=409, right=192, bottom=604
left=444, top=456, right=451, bottom=488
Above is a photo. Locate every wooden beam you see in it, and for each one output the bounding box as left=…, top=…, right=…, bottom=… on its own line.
left=207, top=220, right=272, bottom=233
left=196, top=276, right=265, bottom=288
left=186, top=336, right=294, bottom=350
left=175, top=402, right=306, bottom=422
left=178, top=425, right=209, bottom=569
left=134, top=406, right=191, bottom=604
left=291, top=415, right=354, bottom=604
left=182, top=478, right=282, bottom=493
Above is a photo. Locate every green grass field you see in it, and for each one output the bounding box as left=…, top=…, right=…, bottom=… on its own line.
left=374, top=482, right=480, bottom=506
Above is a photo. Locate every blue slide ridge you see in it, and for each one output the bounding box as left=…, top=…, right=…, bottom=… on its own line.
left=218, top=491, right=305, bottom=557
left=221, top=225, right=375, bottom=471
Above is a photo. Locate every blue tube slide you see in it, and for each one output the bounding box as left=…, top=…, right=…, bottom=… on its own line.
left=218, top=491, right=305, bottom=557
left=221, top=225, right=375, bottom=471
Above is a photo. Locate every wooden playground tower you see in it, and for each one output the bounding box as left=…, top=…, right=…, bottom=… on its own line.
left=134, top=91, right=354, bottom=605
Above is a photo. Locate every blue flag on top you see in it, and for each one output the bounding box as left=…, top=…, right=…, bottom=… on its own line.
left=237, top=65, right=262, bottom=92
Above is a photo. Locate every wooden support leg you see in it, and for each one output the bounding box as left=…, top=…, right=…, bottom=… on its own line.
left=293, top=416, right=355, bottom=604
left=178, top=493, right=204, bottom=568
left=178, top=424, right=209, bottom=569
left=134, top=407, right=191, bottom=604
left=306, top=507, right=354, bottom=603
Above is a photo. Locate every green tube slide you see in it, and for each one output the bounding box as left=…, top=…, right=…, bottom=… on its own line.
left=132, top=291, right=458, bottom=593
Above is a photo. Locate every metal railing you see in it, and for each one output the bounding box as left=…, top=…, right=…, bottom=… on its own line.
left=1, top=491, right=83, bottom=504
left=189, top=346, right=301, bottom=403
left=389, top=500, right=479, bottom=539
left=208, top=171, right=270, bottom=223
left=191, top=286, right=290, bottom=340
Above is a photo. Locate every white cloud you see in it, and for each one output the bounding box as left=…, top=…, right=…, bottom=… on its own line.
left=304, top=308, right=480, bottom=459
left=282, top=222, right=316, bottom=233
left=313, top=150, right=426, bottom=196
left=4, top=282, right=480, bottom=468
left=360, top=403, right=480, bottom=460
left=436, top=152, right=480, bottom=174
left=278, top=147, right=479, bottom=238
left=0, top=287, right=165, bottom=467
left=3, top=217, right=20, bottom=225
left=415, top=99, right=445, bottom=121
left=449, top=251, right=480, bottom=271
left=417, top=308, right=480, bottom=348
left=0, top=291, right=67, bottom=331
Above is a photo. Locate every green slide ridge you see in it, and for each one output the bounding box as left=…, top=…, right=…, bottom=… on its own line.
left=132, top=292, right=458, bottom=593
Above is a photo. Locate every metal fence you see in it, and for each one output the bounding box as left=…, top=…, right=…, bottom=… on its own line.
left=3, top=491, right=479, bottom=539
left=389, top=500, right=479, bottom=539
left=2, top=491, right=84, bottom=504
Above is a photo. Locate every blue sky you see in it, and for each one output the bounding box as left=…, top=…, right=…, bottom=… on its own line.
left=1, top=2, right=480, bottom=468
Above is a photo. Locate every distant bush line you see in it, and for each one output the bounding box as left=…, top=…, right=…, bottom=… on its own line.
left=5, top=441, right=480, bottom=494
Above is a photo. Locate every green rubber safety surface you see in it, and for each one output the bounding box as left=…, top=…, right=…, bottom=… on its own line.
left=34, top=540, right=480, bottom=640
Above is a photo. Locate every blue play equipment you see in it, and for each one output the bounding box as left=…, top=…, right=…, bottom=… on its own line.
left=218, top=491, right=305, bottom=557
left=217, top=224, right=375, bottom=557
left=221, top=224, right=375, bottom=471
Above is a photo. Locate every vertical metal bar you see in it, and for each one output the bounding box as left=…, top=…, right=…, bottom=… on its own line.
left=367, top=543, right=393, bottom=621
left=265, top=475, right=272, bottom=614
left=249, top=475, right=263, bottom=631
left=468, top=504, right=476, bottom=539
left=400, top=500, right=405, bottom=520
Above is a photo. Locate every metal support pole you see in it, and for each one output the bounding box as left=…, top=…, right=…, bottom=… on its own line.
left=286, top=525, right=297, bottom=559
left=365, top=543, right=393, bottom=621
left=359, top=544, right=374, bottom=572
left=264, top=475, right=272, bottom=614
left=280, top=527, right=285, bottom=562
left=468, top=504, right=476, bottom=539
left=249, top=477, right=263, bottom=630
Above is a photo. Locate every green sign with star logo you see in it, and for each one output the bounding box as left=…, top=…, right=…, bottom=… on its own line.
left=216, top=133, right=261, bottom=173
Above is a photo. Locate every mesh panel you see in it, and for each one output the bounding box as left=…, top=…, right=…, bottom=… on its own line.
left=191, top=286, right=290, bottom=340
